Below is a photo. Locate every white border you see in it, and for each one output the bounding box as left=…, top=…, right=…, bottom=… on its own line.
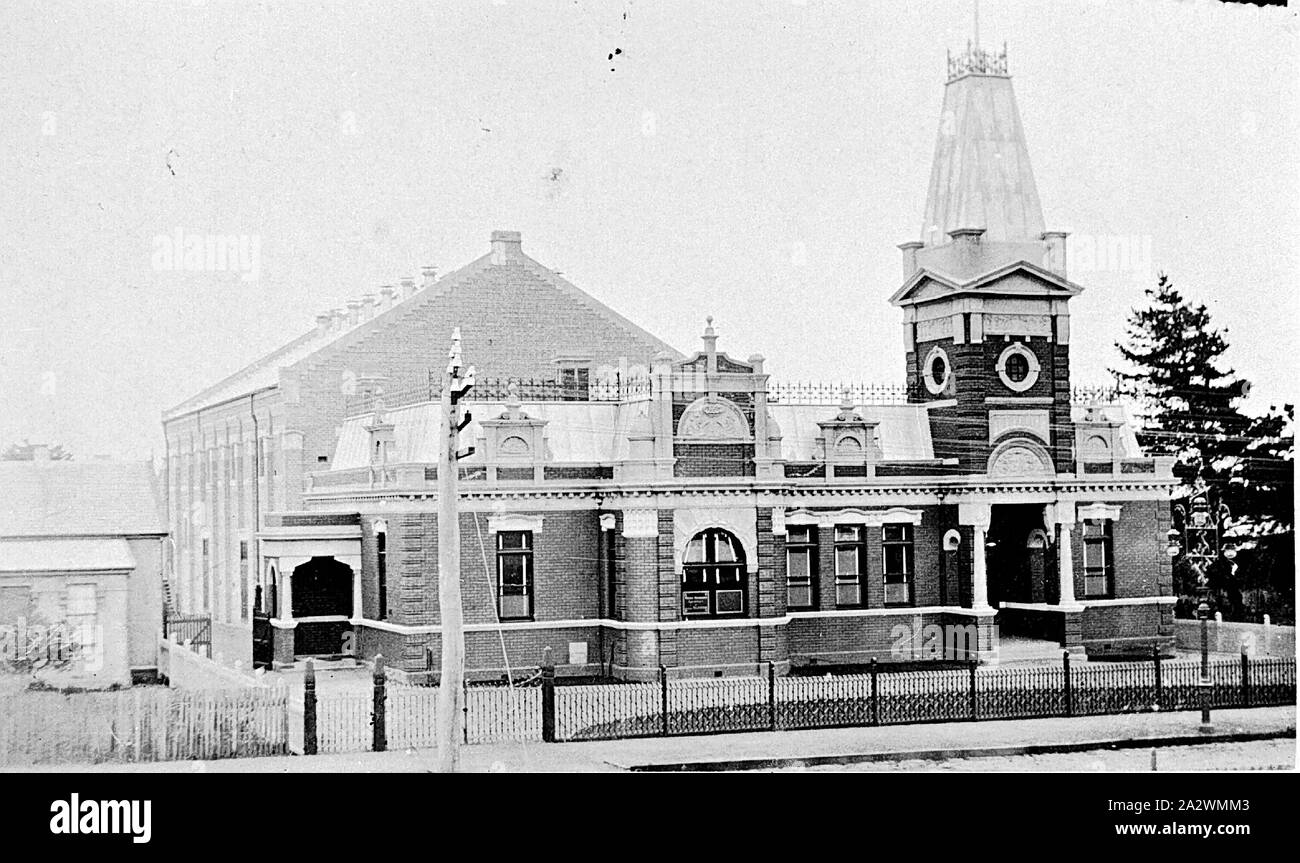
left=996, top=342, right=1041, bottom=392
left=923, top=345, right=951, bottom=395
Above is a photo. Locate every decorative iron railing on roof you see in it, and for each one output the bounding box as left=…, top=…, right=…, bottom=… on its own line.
left=1071, top=384, right=1122, bottom=406
left=343, top=374, right=1126, bottom=415
left=343, top=373, right=652, bottom=415
left=766, top=382, right=918, bottom=405
left=947, top=42, right=1009, bottom=81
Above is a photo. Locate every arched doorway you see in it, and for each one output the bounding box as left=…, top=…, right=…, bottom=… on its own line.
left=986, top=504, right=1045, bottom=606
left=681, top=528, right=748, bottom=618
left=292, top=557, right=354, bottom=657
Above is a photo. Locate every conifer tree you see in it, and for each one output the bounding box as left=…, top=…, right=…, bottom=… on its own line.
left=1112, top=273, right=1251, bottom=487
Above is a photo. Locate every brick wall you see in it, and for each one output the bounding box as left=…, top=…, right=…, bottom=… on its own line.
left=909, top=332, right=1071, bottom=474
left=673, top=443, right=755, bottom=477
left=283, top=259, right=675, bottom=507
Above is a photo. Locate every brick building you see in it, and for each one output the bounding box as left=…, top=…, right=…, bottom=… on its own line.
left=162, top=43, right=1177, bottom=678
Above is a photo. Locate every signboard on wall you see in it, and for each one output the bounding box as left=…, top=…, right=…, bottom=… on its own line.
left=682, top=591, right=710, bottom=617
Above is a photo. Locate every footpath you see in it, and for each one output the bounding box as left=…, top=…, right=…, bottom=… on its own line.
left=8, top=705, right=1294, bottom=773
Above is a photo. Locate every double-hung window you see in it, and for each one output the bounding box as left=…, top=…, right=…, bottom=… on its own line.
left=834, top=525, right=866, bottom=606
left=1082, top=520, right=1114, bottom=598
left=786, top=526, right=817, bottom=610
left=497, top=531, right=534, bottom=620
left=558, top=366, right=590, bottom=400
left=67, top=584, right=98, bottom=662
left=882, top=523, right=914, bottom=606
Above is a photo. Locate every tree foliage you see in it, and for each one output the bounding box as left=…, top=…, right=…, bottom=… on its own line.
left=1, top=440, right=71, bottom=461
left=1114, top=274, right=1294, bottom=623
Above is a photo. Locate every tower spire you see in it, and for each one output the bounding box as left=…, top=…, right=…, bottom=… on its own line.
left=973, top=0, right=980, bottom=48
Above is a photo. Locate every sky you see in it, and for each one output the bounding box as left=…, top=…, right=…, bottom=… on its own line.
left=1, top=0, right=1296, bottom=461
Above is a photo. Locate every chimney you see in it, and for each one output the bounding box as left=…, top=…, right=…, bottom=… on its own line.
left=1042, top=231, right=1069, bottom=277
left=898, top=241, right=924, bottom=279
left=948, top=227, right=986, bottom=264
left=948, top=227, right=985, bottom=247
left=329, top=308, right=345, bottom=331
left=490, top=230, right=523, bottom=264
left=380, top=284, right=397, bottom=309
left=315, top=312, right=332, bottom=335
left=346, top=299, right=362, bottom=327
left=420, top=266, right=437, bottom=290
left=361, top=293, right=377, bottom=320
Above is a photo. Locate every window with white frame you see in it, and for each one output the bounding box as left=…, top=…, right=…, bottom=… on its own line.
left=882, top=523, right=914, bottom=605
left=682, top=528, right=747, bottom=618
left=66, top=584, right=98, bottom=661
left=497, top=531, right=534, bottom=620
left=558, top=365, right=590, bottom=400
left=834, top=525, right=866, bottom=606
left=786, top=525, right=817, bottom=609
left=1082, top=520, right=1114, bottom=598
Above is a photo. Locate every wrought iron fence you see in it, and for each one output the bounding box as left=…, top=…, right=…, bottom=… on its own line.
left=550, top=655, right=1295, bottom=742
left=162, top=612, right=211, bottom=655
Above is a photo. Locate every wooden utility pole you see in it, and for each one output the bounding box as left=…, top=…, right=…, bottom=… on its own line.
left=436, top=327, right=474, bottom=772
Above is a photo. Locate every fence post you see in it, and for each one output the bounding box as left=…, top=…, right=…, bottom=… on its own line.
left=462, top=678, right=469, bottom=745
left=303, top=659, right=318, bottom=755
left=540, top=647, right=556, bottom=743
left=968, top=658, right=978, bottom=721
left=1241, top=647, right=1251, bottom=709
left=372, top=654, right=387, bottom=753
left=870, top=658, right=880, bottom=726
left=768, top=662, right=777, bottom=732
left=1153, top=644, right=1162, bottom=711
left=660, top=665, right=669, bottom=737
left=1062, top=650, right=1073, bottom=718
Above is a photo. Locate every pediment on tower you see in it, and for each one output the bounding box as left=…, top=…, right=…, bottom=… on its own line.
left=890, top=260, right=1084, bottom=308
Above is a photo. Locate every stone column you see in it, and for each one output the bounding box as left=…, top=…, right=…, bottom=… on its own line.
left=1048, top=502, right=1082, bottom=608
left=1045, top=502, right=1085, bottom=654
left=339, top=554, right=363, bottom=621
left=959, top=503, right=993, bottom=611
left=957, top=502, right=999, bottom=665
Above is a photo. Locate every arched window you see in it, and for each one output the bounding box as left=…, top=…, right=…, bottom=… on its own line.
left=681, top=528, right=747, bottom=618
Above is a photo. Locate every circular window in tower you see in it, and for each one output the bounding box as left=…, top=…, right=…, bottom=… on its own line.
left=996, top=343, right=1041, bottom=393
left=924, top=346, right=951, bottom=395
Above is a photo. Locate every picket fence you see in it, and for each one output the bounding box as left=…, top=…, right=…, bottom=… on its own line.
left=0, top=686, right=291, bottom=765
left=316, top=683, right=541, bottom=754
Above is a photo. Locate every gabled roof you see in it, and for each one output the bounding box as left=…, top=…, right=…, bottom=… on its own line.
left=164, top=232, right=681, bottom=420
left=0, top=461, right=165, bottom=538
left=890, top=259, right=1084, bottom=307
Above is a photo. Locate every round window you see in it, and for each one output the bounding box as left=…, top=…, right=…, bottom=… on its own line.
left=996, top=343, right=1041, bottom=392
left=1004, top=352, right=1030, bottom=383
left=923, top=346, right=951, bottom=395
left=930, top=355, right=947, bottom=388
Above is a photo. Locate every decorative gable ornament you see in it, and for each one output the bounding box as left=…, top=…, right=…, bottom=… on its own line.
left=477, top=383, right=551, bottom=469
left=987, top=437, right=1055, bottom=478
left=815, top=393, right=882, bottom=475
left=677, top=395, right=750, bottom=442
